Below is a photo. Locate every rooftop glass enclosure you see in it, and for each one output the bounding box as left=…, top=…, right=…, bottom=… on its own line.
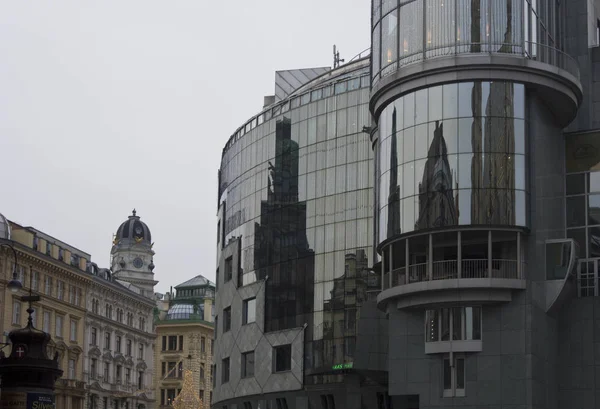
left=371, top=0, right=578, bottom=85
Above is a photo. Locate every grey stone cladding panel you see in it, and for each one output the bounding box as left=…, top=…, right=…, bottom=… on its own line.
left=213, top=237, right=304, bottom=404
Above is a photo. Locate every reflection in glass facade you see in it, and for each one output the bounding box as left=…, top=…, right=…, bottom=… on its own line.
left=566, top=131, right=600, bottom=259
left=376, top=81, right=528, bottom=243
left=218, top=65, right=380, bottom=374
left=372, top=0, right=563, bottom=83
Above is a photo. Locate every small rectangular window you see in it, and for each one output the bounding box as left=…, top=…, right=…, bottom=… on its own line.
left=223, top=307, right=232, bottom=332
left=241, top=351, right=255, bottom=378
left=70, top=319, right=77, bottom=341
left=179, top=335, right=184, bottom=351
left=168, top=336, right=177, bottom=350
left=162, top=336, right=167, bottom=351
left=222, top=358, right=230, bottom=383
left=224, top=257, right=233, bottom=282
left=443, top=355, right=466, bottom=397
left=56, top=315, right=64, bottom=338
left=68, top=358, right=76, bottom=379
left=242, top=298, right=256, bottom=325
left=43, top=311, right=51, bottom=333
left=274, top=344, right=292, bottom=372
left=32, top=271, right=39, bottom=291
left=12, top=302, right=21, bottom=325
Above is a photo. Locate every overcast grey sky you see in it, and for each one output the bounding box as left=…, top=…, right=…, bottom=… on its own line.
left=0, top=1, right=369, bottom=294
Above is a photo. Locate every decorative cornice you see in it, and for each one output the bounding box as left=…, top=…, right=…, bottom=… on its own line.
left=0, top=239, right=93, bottom=283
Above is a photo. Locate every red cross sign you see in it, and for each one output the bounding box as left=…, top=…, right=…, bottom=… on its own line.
left=15, top=346, right=25, bottom=358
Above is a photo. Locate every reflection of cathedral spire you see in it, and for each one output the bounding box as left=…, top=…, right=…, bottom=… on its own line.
left=254, top=117, right=314, bottom=333
left=470, top=81, right=516, bottom=224
left=387, top=107, right=401, bottom=237
left=416, top=121, right=458, bottom=229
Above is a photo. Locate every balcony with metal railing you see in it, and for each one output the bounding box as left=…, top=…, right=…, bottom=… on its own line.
left=377, top=229, right=527, bottom=310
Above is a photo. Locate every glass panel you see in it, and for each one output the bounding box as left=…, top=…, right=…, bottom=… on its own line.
left=472, top=306, right=481, bottom=340
left=456, top=358, right=465, bottom=389
left=566, top=132, right=600, bottom=173
left=382, top=0, right=397, bottom=15
left=589, top=227, right=600, bottom=258
left=590, top=172, right=600, bottom=193
left=429, top=86, right=443, bottom=121
left=426, top=0, right=456, bottom=57
left=589, top=195, right=600, bottom=225
left=441, top=308, right=450, bottom=341
left=465, top=307, right=474, bottom=340
left=452, top=307, right=463, bottom=340
left=399, top=1, right=424, bottom=65
left=443, top=83, right=459, bottom=119
left=567, top=228, right=587, bottom=259
left=443, top=358, right=452, bottom=390
left=373, top=23, right=381, bottom=80
left=566, top=174, right=586, bottom=196
left=381, top=11, right=398, bottom=75
left=415, top=89, right=428, bottom=125
left=567, top=196, right=586, bottom=227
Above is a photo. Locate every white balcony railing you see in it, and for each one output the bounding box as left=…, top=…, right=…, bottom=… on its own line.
left=385, top=259, right=522, bottom=289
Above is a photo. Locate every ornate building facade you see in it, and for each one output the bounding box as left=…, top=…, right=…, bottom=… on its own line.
left=84, top=211, right=158, bottom=409
left=0, top=210, right=159, bottom=409
left=0, top=216, right=91, bottom=409
left=154, top=275, right=215, bottom=409
left=84, top=266, right=156, bottom=409
left=110, top=210, right=157, bottom=299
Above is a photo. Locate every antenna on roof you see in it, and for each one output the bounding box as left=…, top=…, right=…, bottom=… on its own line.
left=333, top=45, right=345, bottom=69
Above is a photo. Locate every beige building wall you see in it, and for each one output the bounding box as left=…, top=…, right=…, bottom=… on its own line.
left=0, top=222, right=92, bottom=409
left=154, top=321, right=214, bottom=409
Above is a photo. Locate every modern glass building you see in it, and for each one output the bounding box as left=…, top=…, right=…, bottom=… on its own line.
left=213, top=60, right=391, bottom=409
left=370, top=0, right=600, bottom=408
left=214, top=0, right=600, bottom=407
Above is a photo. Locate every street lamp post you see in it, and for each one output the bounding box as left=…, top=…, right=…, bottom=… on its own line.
left=0, top=242, right=62, bottom=409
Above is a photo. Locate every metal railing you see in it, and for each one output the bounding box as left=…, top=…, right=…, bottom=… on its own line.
left=377, top=40, right=580, bottom=83
left=384, top=259, right=522, bottom=289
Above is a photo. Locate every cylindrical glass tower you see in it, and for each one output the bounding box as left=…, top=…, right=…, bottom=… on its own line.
left=370, top=0, right=583, bottom=406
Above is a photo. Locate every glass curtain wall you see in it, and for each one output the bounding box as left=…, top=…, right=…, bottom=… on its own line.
left=376, top=81, right=528, bottom=242
left=218, top=70, right=378, bottom=375
left=371, top=0, right=561, bottom=83
left=565, top=131, right=600, bottom=260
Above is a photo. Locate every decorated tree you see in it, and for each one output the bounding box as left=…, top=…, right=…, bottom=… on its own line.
left=171, top=369, right=202, bottom=409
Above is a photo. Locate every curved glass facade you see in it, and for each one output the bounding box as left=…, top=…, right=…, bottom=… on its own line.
left=376, top=81, right=528, bottom=244
left=218, top=64, right=380, bottom=372
left=372, top=0, right=565, bottom=84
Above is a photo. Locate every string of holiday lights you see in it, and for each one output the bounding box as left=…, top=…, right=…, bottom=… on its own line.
left=171, top=369, right=203, bottom=409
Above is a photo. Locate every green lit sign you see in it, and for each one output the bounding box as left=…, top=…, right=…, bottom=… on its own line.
left=332, top=362, right=353, bottom=370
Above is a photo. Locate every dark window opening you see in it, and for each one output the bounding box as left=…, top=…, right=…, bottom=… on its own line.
left=274, top=344, right=292, bottom=372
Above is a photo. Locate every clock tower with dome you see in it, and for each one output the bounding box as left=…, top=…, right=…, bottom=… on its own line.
left=111, top=209, right=158, bottom=298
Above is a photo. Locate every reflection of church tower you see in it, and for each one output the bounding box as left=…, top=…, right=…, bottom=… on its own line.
left=416, top=121, right=458, bottom=229
left=387, top=107, right=401, bottom=237
left=471, top=0, right=516, bottom=224
left=111, top=210, right=158, bottom=299
left=254, top=118, right=315, bottom=334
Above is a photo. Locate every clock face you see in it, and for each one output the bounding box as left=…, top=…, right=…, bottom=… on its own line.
left=133, top=258, right=143, bottom=268
left=135, top=226, right=143, bottom=235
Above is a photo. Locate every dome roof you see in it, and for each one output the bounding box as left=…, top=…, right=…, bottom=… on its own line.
left=166, top=304, right=194, bottom=320
left=115, top=209, right=151, bottom=244
left=0, top=213, right=11, bottom=240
